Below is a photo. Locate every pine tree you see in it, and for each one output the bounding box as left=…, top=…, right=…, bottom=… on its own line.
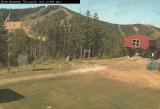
left=92, top=13, right=103, bottom=57
left=0, top=22, right=8, bottom=66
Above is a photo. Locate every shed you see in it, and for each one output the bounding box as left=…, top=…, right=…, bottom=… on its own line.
left=124, top=35, right=157, bottom=50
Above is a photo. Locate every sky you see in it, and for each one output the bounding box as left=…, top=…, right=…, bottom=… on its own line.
left=0, top=0, right=160, bottom=27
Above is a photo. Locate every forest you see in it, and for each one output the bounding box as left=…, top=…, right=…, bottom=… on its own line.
left=0, top=5, right=160, bottom=66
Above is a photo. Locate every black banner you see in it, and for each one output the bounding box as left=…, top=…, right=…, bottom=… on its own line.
left=0, top=0, right=80, bottom=4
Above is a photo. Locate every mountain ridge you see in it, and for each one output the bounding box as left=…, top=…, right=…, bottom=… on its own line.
left=2, top=5, right=160, bottom=39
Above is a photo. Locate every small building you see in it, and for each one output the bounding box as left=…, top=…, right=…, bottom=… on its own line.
left=124, top=35, right=156, bottom=50
left=124, top=35, right=158, bottom=58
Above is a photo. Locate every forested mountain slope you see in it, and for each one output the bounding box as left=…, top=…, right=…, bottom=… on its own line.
left=0, top=5, right=160, bottom=66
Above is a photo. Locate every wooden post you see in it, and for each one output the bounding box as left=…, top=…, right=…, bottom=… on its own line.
left=88, top=49, right=91, bottom=59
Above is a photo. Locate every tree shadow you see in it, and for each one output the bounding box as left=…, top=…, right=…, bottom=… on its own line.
left=0, top=89, right=24, bottom=103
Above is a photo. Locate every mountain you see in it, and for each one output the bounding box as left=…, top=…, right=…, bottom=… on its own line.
left=0, top=5, right=160, bottom=65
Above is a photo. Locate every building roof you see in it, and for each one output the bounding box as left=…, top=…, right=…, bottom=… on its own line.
left=125, top=35, right=155, bottom=40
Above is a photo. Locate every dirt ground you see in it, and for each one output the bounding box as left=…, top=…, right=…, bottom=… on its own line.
left=4, top=21, right=22, bottom=31
left=101, top=56, right=160, bottom=90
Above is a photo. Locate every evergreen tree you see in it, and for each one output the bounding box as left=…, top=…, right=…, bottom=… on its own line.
left=0, top=22, right=8, bottom=66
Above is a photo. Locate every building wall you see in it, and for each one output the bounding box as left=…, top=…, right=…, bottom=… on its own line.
left=124, top=35, right=155, bottom=50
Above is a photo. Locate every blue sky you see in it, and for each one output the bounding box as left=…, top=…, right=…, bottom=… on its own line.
left=0, top=0, right=160, bottom=27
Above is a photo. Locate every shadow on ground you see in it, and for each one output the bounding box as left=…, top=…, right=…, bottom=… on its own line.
left=0, top=89, right=24, bottom=103
left=32, top=68, right=53, bottom=71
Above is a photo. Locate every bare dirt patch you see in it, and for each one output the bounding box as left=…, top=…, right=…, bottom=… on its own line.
left=101, top=56, right=160, bottom=90
left=5, top=21, right=22, bottom=31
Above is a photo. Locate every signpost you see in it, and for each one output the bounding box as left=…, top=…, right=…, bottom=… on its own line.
left=18, top=54, right=28, bottom=69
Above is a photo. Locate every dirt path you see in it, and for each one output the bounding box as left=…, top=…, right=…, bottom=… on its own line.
left=22, top=7, right=73, bottom=40
left=0, top=66, right=106, bottom=85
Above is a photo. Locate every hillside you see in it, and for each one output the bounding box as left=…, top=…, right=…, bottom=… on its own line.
left=1, top=5, right=160, bottom=65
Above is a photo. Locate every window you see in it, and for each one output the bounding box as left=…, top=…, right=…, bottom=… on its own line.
left=132, top=39, right=140, bottom=46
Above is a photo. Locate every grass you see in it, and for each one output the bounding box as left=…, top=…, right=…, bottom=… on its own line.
left=1, top=73, right=160, bottom=109
left=0, top=58, right=125, bottom=80
left=0, top=59, right=97, bottom=79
